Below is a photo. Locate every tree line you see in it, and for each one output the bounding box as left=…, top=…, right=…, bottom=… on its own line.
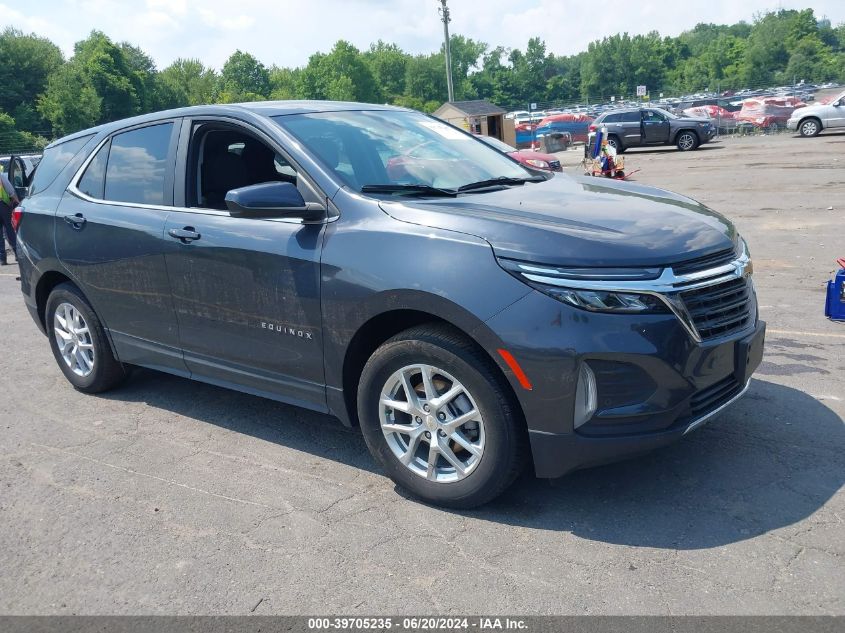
left=0, top=7, right=843, bottom=151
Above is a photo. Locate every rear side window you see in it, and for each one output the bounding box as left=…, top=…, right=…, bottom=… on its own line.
left=620, top=111, right=640, bottom=123
left=77, top=141, right=109, bottom=199
left=104, top=123, right=173, bottom=205
left=603, top=113, right=622, bottom=123
left=29, top=135, right=93, bottom=195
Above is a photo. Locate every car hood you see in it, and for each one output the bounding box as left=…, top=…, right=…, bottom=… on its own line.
left=378, top=174, right=736, bottom=267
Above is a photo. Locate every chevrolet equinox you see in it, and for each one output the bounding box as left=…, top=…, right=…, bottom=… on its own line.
left=16, top=101, right=765, bottom=508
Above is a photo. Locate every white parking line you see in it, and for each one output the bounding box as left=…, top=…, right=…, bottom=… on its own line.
left=768, top=328, right=845, bottom=339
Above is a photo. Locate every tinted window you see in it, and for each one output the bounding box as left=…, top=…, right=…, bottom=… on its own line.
left=620, top=111, right=640, bottom=123
left=104, top=123, right=173, bottom=205
left=603, top=113, right=622, bottom=123
left=29, top=135, right=93, bottom=195
left=77, top=142, right=109, bottom=199
left=643, top=110, right=666, bottom=122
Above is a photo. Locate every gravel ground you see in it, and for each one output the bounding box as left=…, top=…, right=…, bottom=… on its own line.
left=0, top=130, right=843, bottom=615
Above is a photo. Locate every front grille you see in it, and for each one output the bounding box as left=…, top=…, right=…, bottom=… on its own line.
left=690, top=376, right=742, bottom=417
left=548, top=160, right=562, bottom=171
left=672, top=247, right=737, bottom=275
left=680, top=276, right=754, bottom=340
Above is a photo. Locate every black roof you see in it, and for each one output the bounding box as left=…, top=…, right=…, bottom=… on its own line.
left=47, top=100, right=408, bottom=149
left=442, top=100, right=507, bottom=116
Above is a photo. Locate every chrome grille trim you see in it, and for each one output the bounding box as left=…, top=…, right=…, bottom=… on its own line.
left=503, top=242, right=754, bottom=343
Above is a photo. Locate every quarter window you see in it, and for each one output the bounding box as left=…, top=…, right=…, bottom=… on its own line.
left=104, top=123, right=173, bottom=205
left=77, top=142, right=109, bottom=199
left=30, top=134, right=94, bottom=195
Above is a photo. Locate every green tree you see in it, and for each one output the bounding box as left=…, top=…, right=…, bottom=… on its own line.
left=268, top=66, right=302, bottom=100
left=37, top=62, right=102, bottom=135
left=364, top=41, right=408, bottom=99
left=219, top=50, right=271, bottom=102
left=159, top=58, right=218, bottom=105
left=0, top=28, right=64, bottom=134
left=299, top=41, right=382, bottom=103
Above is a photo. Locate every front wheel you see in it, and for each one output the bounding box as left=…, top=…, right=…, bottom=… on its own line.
left=357, top=325, right=526, bottom=508
left=676, top=131, right=699, bottom=151
left=799, top=118, right=821, bottom=137
left=45, top=283, right=128, bottom=393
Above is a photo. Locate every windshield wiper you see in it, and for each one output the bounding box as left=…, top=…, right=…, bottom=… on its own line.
left=361, top=184, right=457, bottom=197
left=457, top=175, right=546, bottom=192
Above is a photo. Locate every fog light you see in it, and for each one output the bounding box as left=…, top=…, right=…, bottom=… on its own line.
left=573, top=362, right=597, bottom=429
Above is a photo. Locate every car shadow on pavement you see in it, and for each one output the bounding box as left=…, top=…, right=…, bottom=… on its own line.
left=102, top=372, right=842, bottom=550
left=623, top=145, right=726, bottom=155
left=473, top=378, right=844, bottom=549
left=99, top=368, right=380, bottom=475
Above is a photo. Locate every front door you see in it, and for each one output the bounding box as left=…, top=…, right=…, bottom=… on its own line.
left=824, top=96, right=845, bottom=129
left=642, top=110, right=671, bottom=143
left=55, top=121, right=187, bottom=375
left=164, top=119, right=327, bottom=410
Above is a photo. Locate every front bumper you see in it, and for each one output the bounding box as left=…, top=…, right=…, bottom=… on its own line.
left=481, top=289, right=765, bottom=478
left=786, top=119, right=799, bottom=131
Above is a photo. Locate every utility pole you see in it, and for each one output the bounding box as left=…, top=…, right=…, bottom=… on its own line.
left=438, top=0, right=455, bottom=102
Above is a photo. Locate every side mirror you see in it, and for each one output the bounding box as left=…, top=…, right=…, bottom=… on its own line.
left=225, top=182, right=325, bottom=222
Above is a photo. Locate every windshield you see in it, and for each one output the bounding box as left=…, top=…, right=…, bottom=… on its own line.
left=274, top=110, right=533, bottom=193
left=478, top=135, right=517, bottom=153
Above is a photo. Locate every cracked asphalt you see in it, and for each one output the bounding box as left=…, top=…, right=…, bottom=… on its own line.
left=1, top=131, right=843, bottom=615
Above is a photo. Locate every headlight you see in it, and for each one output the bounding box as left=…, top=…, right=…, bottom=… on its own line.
left=525, top=158, right=549, bottom=169
left=543, top=288, right=670, bottom=313
left=498, top=259, right=671, bottom=315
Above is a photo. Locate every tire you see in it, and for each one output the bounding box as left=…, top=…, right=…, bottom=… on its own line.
left=606, top=135, right=624, bottom=153
left=357, top=324, right=526, bottom=508
left=799, top=118, right=821, bottom=137
left=676, top=131, right=699, bottom=151
left=45, top=283, right=128, bottom=393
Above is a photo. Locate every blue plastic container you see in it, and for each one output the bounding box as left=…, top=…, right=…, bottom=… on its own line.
left=825, top=259, right=845, bottom=321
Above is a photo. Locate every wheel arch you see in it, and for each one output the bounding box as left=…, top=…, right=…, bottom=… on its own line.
left=672, top=127, right=700, bottom=143
left=35, top=270, right=75, bottom=331
left=339, top=308, right=525, bottom=435
left=799, top=115, right=822, bottom=130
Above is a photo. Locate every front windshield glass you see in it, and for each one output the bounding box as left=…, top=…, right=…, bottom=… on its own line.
left=274, top=110, right=533, bottom=193
left=479, top=136, right=517, bottom=153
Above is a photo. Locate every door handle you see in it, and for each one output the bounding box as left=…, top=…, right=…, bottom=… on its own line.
left=63, top=213, right=86, bottom=229
left=168, top=227, right=201, bottom=243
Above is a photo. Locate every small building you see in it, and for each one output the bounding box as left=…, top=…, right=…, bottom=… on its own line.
left=433, top=100, right=513, bottom=145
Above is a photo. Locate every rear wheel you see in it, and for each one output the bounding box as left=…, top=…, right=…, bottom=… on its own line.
left=45, top=283, right=128, bottom=393
left=799, top=118, right=821, bottom=137
left=676, top=131, right=699, bottom=151
left=357, top=325, right=526, bottom=508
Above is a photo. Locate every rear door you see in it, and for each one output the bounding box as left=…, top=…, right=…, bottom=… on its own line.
left=163, top=118, right=328, bottom=410
left=619, top=110, right=642, bottom=145
left=56, top=120, right=188, bottom=375
left=642, top=110, right=671, bottom=143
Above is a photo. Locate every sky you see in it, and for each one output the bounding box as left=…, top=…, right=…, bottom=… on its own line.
left=2, top=1, right=844, bottom=71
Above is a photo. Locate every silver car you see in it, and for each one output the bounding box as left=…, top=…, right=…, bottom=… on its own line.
left=787, top=90, right=845, bottom=137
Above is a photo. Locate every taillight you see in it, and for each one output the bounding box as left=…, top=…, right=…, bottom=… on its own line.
left=588, top=124, right=597, bottom=132
left=11, top=206, right=22, bottom=231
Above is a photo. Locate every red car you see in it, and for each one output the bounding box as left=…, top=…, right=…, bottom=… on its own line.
left=477, top=135, right=562, bottom=172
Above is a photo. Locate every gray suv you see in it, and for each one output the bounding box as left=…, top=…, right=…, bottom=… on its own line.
left=16, top=101, right=764, bottom=508
left=592, top=107, right=716, bottom=152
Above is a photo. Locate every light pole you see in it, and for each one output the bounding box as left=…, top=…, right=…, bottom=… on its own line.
left=438, top=0, right=455, bottom=102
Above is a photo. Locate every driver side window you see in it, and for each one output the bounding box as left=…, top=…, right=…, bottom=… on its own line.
left=189, top=125, right=299, bottom=210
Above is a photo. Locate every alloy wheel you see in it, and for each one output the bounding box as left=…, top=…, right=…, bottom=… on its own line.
left=53, top=302, right=95, bottom=377
left=678, top=133, right=695, bottom=150
left=801, top=120, right=818, bottom=137
left=379, top=364, right=485, bottom=483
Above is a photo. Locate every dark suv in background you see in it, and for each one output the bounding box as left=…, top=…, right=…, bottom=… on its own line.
left=16, top=101, right=764, bottom=508
left=592, top=107, right=716, bottom=152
